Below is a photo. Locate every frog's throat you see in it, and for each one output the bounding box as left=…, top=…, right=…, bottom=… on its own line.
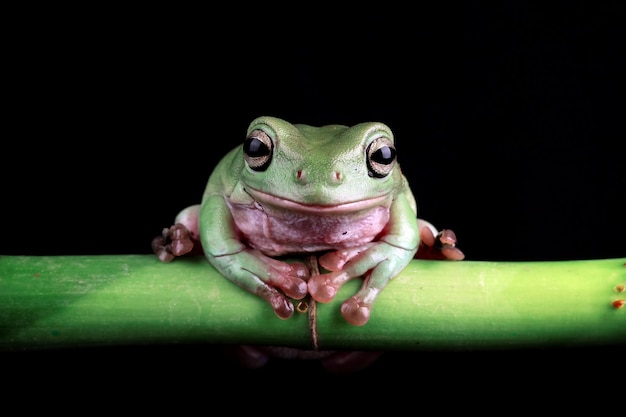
left=244, top=187, right=392, bottom=214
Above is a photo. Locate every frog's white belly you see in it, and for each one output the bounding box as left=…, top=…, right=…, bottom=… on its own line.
left=228, top=200, right=391, bottom=256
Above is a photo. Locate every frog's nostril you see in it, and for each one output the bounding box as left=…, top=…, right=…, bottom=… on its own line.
left=332, top=171, right=342, bottom=182
left=296, top=170, right=306, bottom=182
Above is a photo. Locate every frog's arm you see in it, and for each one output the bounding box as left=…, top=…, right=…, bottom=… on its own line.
left=198, top=194, right=309, bottom=320
left=309, top=192, right=421, bottom=326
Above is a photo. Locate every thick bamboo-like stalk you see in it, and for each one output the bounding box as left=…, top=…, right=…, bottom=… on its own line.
left=0, top=254, right=624, bottom=352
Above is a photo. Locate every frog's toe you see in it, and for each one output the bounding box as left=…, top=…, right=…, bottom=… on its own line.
left=319, top=251, right=350, bottom=271
left=152, top=223, right=197, bottom=262
left=441, top=246, right=465, bottom=261
left=279, top=278, right=308, bottom=300
left=318, top=244, right=374, bottom=272
left=169, top=236, right=194, bottom=256
left=341, top=296, right=371, bottom=326
left=268, top=293, right=295, bottom=320
left=435, top=229, right=465, bottom=260
left=318, top=252, right=342, bottom=272
left=288, top=261, right=310, bottom=280
left=266, top=263, right=308, bottom=300
left=308, top=274, right=339, bottom=303
left=437, top=229, right=457, bottom=246
left=151, top=235, right=175, bottom=262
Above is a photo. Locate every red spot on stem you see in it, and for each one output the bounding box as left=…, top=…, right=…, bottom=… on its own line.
left=612, top=300, right=625, bottom=309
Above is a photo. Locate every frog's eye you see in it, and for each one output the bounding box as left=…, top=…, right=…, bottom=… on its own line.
left=243, top=129, right=274, bottom=171
left=366, top=136, right=397, bottom=178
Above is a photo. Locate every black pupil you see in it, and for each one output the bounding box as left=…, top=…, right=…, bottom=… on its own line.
left=372, top=146, right=396, bottom=164
left=244, top=137, right=270, bottom=157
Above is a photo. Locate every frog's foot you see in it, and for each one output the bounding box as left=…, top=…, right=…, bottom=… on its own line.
left=151, top=223, right=199, bottom=262
left=215, top=249, right=309, bottom=319
left=307, top=270, right=345, bottom=303
left=261, top=254, right=310, bottom=300
left=340, top=279, right=391, bottom=326
left=309, top=244, right=378, bottom=301
left=268, top=268, right=310, bottom=301
left=257, top=278, right=307, bottom=320
left=265, top=289, right=298, bottom=320
left=415, top=219, right=465, bottom=261
left=340, top=295, right=372, bottom=326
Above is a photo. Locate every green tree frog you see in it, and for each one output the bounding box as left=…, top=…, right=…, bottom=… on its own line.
left=153, top=116, right=463, bottom=327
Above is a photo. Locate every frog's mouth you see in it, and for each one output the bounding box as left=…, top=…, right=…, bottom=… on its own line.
left=245, top=187, right=392, bottom=214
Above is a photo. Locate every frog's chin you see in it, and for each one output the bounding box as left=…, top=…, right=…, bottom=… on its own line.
left=245, top=188, right=392, bottom=214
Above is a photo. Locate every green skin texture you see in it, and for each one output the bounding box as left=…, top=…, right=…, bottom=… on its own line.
left=182, top=116, right=420, bottom=326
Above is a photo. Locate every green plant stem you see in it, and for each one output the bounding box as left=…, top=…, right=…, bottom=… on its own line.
left=0, top=255, right=624, bottom=352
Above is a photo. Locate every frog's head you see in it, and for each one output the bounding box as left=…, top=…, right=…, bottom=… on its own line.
left=237, top=116, right=406, bottom=214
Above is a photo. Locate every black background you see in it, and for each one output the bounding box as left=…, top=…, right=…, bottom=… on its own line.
left=3, top=2, right=625, bottom=404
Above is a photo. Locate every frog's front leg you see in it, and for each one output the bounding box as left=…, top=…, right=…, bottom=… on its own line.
left=200, top=197, right=310, bottom=320
left=309, top=242, right=417, bottom=326
left=308, top=194, right=420, bottom=326
left=208, top=248, right=309, bottom=318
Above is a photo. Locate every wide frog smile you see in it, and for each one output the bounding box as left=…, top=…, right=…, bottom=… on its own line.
left=244, top=187, right=393, bottom=214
